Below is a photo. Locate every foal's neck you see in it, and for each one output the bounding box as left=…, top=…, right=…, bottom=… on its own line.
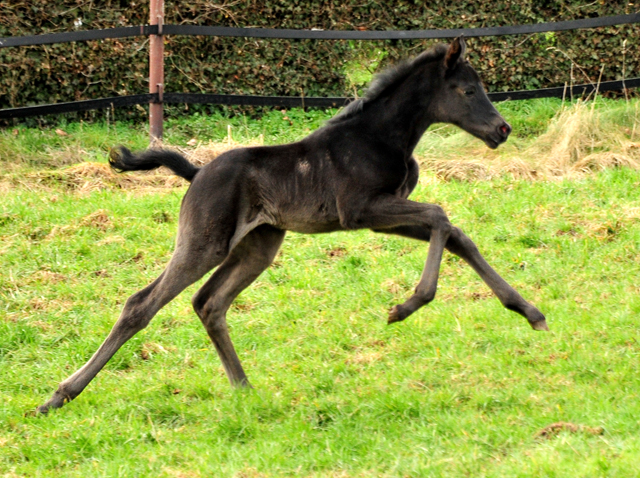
left=367, top=70, right=439, bottom=159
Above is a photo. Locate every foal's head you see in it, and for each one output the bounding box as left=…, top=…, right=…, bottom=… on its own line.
left=432, top=37, right=511, bottom=149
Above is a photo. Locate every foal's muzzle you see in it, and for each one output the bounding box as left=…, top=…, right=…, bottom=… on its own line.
left=484, top=121, right=512, bottom=149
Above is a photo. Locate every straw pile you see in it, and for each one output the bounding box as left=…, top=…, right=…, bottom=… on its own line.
left=418, top=100, right=640, bottom=181
left=5, top=139, right=261, bottom=193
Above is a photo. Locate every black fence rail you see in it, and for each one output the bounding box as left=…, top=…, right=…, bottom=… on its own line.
left=1, top=12, right=639, bottom=122
left=3, top=13, right=639, bottom=46
left=4, top=77, right=640, bottom=121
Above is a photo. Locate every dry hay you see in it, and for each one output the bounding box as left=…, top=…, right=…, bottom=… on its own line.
left=11, top=162, right=188, bottom=192
left=4, top=104, right=639, bottom=191
left=420, top=157, right=540, bottom=182
left=181, top=137, right=263, bottom=166
left=531, top=100, right=640, bottom=177
left=6, top=138, right=260, bottom=192
left=418, top=100, right=640, bottom=181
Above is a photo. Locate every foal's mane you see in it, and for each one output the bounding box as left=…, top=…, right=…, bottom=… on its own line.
left=328, top=44, right=448, bottom=125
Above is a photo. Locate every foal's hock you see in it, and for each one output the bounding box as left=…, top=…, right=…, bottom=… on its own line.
left=37, top=37, right=548, bottom=414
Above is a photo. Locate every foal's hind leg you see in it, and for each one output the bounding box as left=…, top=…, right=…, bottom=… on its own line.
left=192, top=225, right=285, bottom=388
left=37, top=247, right=224, bottom=413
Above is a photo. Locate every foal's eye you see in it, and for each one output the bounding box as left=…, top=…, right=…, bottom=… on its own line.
left=464, top=88, right=476, bottom=96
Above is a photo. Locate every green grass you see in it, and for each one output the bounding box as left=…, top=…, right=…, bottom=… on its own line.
left=1, top=101, right=640, bottom=476
left=0, top=107, right=338, bottom=172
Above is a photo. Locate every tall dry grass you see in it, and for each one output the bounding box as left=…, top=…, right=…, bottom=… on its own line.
left=2, top=99, right=638, bottom=191
left=532, top=99, right=640, bottom=176
left=418, top=99, right=640, bottom=181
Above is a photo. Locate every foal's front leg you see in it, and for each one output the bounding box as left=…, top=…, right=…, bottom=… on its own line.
left=342, top=195, right=452, bottom=323
left=387, top=219, right=450, bottom=324
left=446, top=226, right=548, bottom=330
left=373, top=224, right=548, bottom=330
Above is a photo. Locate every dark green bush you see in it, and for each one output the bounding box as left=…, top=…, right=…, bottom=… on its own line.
left=0, top=1, right=638, bottom=121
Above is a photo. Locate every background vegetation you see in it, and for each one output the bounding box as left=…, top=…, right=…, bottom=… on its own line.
left=1, top=1, right=639, bottom=120
left=1, top=98, right=640, bottom=476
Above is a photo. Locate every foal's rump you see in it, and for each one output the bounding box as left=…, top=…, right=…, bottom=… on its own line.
left=176, top=149, right=266, bottom=254
left=109, top=145, right=264, bottom=258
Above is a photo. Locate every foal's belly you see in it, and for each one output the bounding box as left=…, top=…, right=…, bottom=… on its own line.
left=257, top=174, right=344, bottom=233
left=274, top=210, right=343, bottom=234
left=284, top=220, right=344, bottom=234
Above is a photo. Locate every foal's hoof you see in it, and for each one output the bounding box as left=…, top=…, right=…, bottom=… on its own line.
left=530, top=320, right=549, bottom=331
left=28, top=403, right=53, bottom=416
left=232, top=378, right=253, bottom=389
left=35, top=391, right=68, bottom=415
left=388, top=305, right=409, bottom=324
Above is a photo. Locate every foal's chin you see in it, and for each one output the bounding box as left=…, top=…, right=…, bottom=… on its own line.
left=483, top=136, right=506, bottom=149
left=465, top=130, right=506, bottom=150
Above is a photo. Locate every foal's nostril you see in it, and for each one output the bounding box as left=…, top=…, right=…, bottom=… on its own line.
left=498, top=123, right=512, bottom=138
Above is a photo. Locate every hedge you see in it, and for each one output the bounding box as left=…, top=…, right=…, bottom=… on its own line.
left=0, top=1, right=638, bottom=120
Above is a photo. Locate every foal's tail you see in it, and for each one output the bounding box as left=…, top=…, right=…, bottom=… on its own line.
left=109, top=146, right=200, bottom=182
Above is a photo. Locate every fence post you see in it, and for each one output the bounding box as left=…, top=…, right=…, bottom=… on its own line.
left=149, top=0, right=164, bottom=144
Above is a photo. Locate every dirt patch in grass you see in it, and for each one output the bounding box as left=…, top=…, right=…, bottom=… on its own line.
left=327, top=246, right=347, bottom=258
left=30, top=270, right=67, bottom=284
left=345, top=350, right=383, bottom=365
left=79, top=209, right=112, bottom=231
left=535, top=422, right=604, bottom=440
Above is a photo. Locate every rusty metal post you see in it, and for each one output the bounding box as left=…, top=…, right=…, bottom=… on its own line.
left=149, top=0, right=164, bottom=144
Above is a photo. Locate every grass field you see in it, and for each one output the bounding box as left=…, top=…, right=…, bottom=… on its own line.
left=1, top=100, right=640, bottom=477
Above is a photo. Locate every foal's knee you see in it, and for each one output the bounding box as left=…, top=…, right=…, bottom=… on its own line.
left=429, top=206, right=452, bottom=235
left=446, top=226, right=476, bottom=256
left=191, top=290, right=207, bottom=318
left=192, top=291, right=220, bottom=321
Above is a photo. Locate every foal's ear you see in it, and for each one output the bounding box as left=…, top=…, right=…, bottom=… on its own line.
left=445, top=36, right=466, bottom=72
